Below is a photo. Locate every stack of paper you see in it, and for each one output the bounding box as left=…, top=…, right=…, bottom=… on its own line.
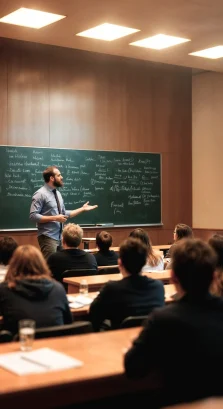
left=67, top=294, right=93, bottom=309
left=0, top=347, right=83, bottom=375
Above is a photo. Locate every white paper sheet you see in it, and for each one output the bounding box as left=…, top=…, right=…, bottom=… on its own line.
left=0, top=347, right=83, bottom=375
left=67, top=294, right=93, bottom=308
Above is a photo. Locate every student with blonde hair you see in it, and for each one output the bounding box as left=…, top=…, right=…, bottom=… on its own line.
left=0, top=245, right=72, bottom=335
left=129, top=228, right=164, bottom=271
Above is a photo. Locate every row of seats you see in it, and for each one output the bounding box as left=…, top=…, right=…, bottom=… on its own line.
left=0, top=315, right=147, bottom=343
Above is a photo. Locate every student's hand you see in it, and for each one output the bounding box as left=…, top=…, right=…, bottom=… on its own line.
left=82, top=202, right=98, bottom=211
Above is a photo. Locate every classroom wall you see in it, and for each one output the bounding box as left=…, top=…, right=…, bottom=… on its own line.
left=0, top=38, right=192, bottom=247
left=193, top=71, right=223, bottom=238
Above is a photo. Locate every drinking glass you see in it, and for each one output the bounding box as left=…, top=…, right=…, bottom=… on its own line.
left=79, top=279, right=88, bottom=294
left=19, top=319, right=35, bottom=352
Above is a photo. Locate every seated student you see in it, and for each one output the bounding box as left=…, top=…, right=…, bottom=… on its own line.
left=208, top=234, right=223, bottom=297
left=129, top=228, right=164, bottom=271
left=0, top=237, right=18, bottom=282
left=165, top=223, right=193, bottom=269
left=89, top=237, right=165, bottom=331
left=47, top=223, right=97, bottom=282
left=0, top=245, right=72, bottom=335
left=124, top=238, right=223, bottom=406
left=94, top=231, right=118, bottom=266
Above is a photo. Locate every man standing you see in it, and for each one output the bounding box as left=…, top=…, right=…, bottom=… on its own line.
left=30, top=166, right=98, bottom=259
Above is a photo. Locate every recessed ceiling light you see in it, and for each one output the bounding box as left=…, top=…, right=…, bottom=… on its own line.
left=0, top=7, right=66, bottom=29
left=189, top=46, right=223, bottom=59
left=130, top=34, right=190, bottom=50
left=76, top=23, right=139, bottom=41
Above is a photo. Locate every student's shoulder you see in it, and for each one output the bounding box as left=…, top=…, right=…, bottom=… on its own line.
left=0, top=282, right=9, bottom=292
left=51, top=279, right=66, bottom=295
left=144, top=275, right=164, bottom=289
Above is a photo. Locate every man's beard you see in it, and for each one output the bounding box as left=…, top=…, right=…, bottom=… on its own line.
left=53, top=180, right=63, bottom=188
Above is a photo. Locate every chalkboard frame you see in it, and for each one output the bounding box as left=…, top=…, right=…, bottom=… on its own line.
left=0, top=146, right=162, bottom=230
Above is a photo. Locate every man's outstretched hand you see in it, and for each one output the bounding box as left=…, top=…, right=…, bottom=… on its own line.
left=82, top=202, right=98, bottom=211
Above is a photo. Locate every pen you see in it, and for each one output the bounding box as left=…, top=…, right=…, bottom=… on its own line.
left=21, top=355, right=51, bottom=370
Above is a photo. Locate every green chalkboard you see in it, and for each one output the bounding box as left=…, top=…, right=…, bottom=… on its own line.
left=0, top=146, right=161, bottom=230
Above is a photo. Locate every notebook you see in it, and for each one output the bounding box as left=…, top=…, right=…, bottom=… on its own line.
left=0, top=347, right=83, bottom=375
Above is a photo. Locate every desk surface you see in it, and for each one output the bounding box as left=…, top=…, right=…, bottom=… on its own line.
left=0, top=327, right=161, bottom=409
left=64, top=271, right=171, bottom=293
left=84, top=244, right=171, bottom=253
left=69, top=283, right=175, bottom=317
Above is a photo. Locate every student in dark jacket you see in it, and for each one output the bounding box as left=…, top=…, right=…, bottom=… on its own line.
left=94, top=231, right=118, bottom=266
left=47, top=223, right=97, bottom=282
left=0, top=245, right=72, bottom=335
left=89, top=238, right=165, bottom=331
left=124, top=238, right=223, bottom=406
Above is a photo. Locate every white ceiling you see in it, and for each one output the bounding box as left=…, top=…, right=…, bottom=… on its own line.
left=0, top=0, right=223, bottom=72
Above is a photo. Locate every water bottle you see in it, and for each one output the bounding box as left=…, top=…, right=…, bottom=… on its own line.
left=79, top=279, right=88, bottom=294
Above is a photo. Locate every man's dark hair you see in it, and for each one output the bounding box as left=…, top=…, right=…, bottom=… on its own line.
left=43, top=166, right=58, bottom=183
left=119, top=237, right=147, bottom=275
left=96, top=231, right=112, bottom=251
left=175, top=224, right=193, bottom=240
left=0, top=237, right=18, bottom=265
left=208, top=234, right=223, bottom=270
left=172, top=238, right=217, bottom=295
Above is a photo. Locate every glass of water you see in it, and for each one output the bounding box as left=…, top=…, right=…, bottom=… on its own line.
left=19, top=319, right=35, bottom=351
left=79, top=279, right=88, bottom=294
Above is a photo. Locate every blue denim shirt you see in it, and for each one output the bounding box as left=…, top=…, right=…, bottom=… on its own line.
left=29, top=184, right=71, bottom=241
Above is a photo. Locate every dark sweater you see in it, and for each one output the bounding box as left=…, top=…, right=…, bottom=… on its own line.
left=124, top=294, right=223, bottom=406
left=89, top=274, right=165, bottom=331
left=0, top=279, right=72, bottom=335
left=47, top=248, right=97, bottom=282
left=94, top=250, right=119, bottom=266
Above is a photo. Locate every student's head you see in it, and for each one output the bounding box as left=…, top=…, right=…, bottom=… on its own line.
left=173, top=224, right=193, bottom=242
left=96, top=231, right=113, bottom=252
left=0, top=237, right=18, bottom=266
left=62, top=223, right=83, bottom=248
left=119, top=237, right=147, bottom=275
left=43, top=166, right=63, bottom=188
left=171, top=238, right=217, bottom=296
left=129, top=228, right=151, bottom=249
left=208, top=234, right=223, bottom=297
left=6, top=245, right=51, bottom=286
left=208, top=234, right=223, bottom=270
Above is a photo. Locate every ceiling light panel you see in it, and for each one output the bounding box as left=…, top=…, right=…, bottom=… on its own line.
left=76, top=23, right=139, bottom=41
left=189, top=46, right=223, bottom=59
left=0, top=8, right=66, bottom=29
left=130, top=34, right=190, bottom=50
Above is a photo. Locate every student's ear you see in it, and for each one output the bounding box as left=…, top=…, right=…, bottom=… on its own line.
left=118, top=258, right=122, bottom=269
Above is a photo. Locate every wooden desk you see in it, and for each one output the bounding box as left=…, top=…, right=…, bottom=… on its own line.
left=64, top=271, right=171, bottom=294
left=82, top=237, right=96, bottom=249
left=84, top=244, right=171, bottom=255
left=69, top=283, right=175, bottom=318
left=0, top=328, right=161, bottom=409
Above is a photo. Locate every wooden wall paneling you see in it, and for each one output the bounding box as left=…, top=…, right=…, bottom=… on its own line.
left=0, top=231, right=38, bottom=247
left=0, top=43, right=7, bottom=144
left=7, top=41, right=50, bottom=146
left=0, top=39, right=192, bottom=244
left=161, top=150, right=192, bottom=229
left=49, top=50, right=99, bottom=149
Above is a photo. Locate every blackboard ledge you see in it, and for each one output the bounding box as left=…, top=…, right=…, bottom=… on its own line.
left=0, top=228, right=38, bottom=232
left=113, top=223, right=163, bottom=228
